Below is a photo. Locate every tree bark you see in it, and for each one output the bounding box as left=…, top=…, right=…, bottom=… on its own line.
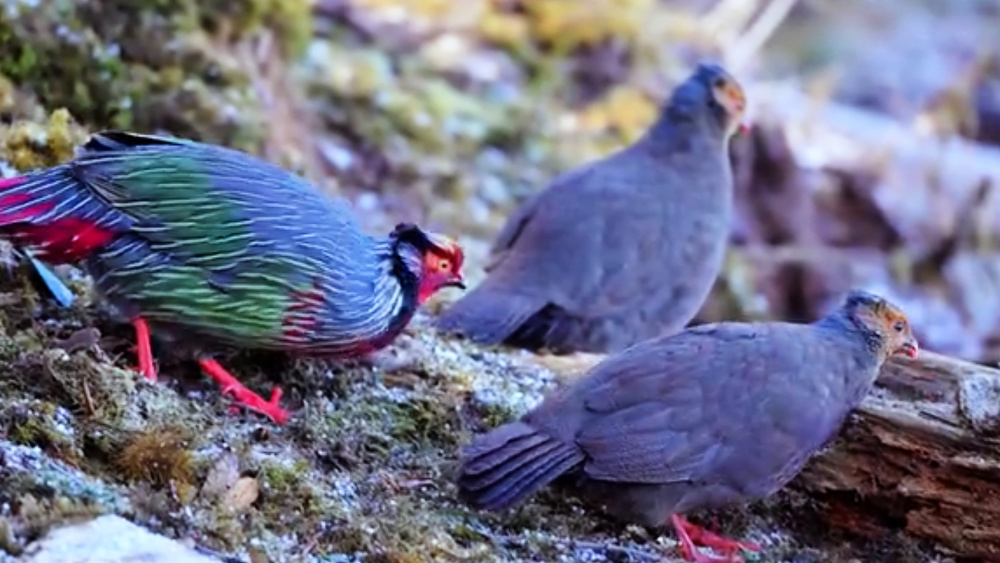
left=529, top=350, right=1000, bottom=560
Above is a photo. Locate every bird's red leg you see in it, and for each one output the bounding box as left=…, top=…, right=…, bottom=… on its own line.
left=132, top=318, right=157, bottom=382
left=669, top=514, right=761, bottom=563
left=198, top=358, right=289, bottom=425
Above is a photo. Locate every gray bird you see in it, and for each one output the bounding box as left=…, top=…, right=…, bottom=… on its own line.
left=455, top=290, right=919, bottom=562
left=435, top=62, right=747, bottom=353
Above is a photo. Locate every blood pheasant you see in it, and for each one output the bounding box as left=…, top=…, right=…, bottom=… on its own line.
left=0, top=131, right=466, bottom=425
left=436, top=63, right=746, bottom=354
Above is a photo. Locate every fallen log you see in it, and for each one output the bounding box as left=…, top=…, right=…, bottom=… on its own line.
left=799, top=350, right=1000, bottom=561
left=526, top=350, right=1000, bottom=560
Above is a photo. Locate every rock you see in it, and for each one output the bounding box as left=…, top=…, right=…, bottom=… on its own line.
left=19, top=515, right=218, bottom=563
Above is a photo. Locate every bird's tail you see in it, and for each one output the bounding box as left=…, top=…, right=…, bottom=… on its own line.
left=456, top=421, right=585, bottom=511
left=435, top=283, right=544, bottom=346
left=0, top=170, right=115, bottom=264
left=81, top=130, right=194, bottom=153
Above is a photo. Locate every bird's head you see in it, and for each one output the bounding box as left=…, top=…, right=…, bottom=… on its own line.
left=666, top=62, right=748, bottom=138
left=841, top=290, right=919, bottom=360
left=389, top=223, right=466, bottom=304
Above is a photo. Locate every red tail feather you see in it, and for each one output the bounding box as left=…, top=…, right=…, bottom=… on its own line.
left=0, top=193, right=53, bottom=223
left=2, top=218, right=115, bottom=263
left=0, top=176, right=27, bottom=190
left=0, top=175, right=115, bottom=262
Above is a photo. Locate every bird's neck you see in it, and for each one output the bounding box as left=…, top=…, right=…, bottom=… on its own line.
left=643, top=111, right=727, bottom=156
left=646, top=100, right=728, bottom=151
left=816, top=311, right=886, bottom=408
left=372, top=238, right=422, bottom=338
left=819, top=311, right=885, bottom=359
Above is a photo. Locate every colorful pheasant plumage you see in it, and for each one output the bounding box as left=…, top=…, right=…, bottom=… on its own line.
left=0, top=131, right=466, bottom=424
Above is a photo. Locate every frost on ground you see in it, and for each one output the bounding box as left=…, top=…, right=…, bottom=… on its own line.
left=0, top=293, right=929, bottom=562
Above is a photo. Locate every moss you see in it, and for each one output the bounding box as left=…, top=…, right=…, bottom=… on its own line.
left=471, top=400, right=519, bottom=430
left=0, top=2, right=135, bottom=128
left=311, top=44, right=522, bottom=158
left=0, top=0, right=280, bottom=150
left=245, top=457, right=350, bottom=558
left=111, top=426, right=197, bottom=488
left=388, top=395, right=464, bottom=446
left=0, top=400, right=81, bottom=464
left=199, top=0, right=315, bottom=58
left=258, top=458, right=309, bottom=491
left=479, top=12, right=532, bottom=51
left=39, top=355, right=138, bottom=428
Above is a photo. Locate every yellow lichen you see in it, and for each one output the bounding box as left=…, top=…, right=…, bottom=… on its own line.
left=201, top=0, right=316, bottom=57
left=479, top=13, right=531, bottom=49
left=524, top=0, right=656, bottom=51
left=0, top=109, right=88, bottom=171
left=578, top=85, right=658, bottom=143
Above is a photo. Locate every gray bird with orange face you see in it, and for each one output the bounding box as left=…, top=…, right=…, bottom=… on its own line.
left=455, top=289, right=919, bottom=562
left=435, top=62, right=747, bottom=354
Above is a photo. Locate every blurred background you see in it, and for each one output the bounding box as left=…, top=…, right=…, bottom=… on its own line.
left=4, top=0, right=1000, bottom=362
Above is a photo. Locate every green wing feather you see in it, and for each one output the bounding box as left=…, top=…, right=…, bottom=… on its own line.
left=74, top=132, right=377, bottom=348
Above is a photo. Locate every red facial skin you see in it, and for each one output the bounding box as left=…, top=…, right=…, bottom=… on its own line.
left=881, top=308, right=919, bottom=359
left=711, top=74, right=749, bottom=137
left=417, top=240, right=465, bottom=304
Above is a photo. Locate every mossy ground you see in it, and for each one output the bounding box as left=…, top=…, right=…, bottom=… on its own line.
left=0, top=0, right=947, bottom=561
left=0, top=267, right=931, bottom=562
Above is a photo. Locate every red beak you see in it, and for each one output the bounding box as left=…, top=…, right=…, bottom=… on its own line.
left=900, top=339, right=919, bottom=359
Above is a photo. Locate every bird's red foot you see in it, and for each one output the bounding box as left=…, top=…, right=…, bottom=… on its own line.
left=198, top=358, right=289, bottom=425
left=131, top=318, right=157, bottom=382
left=670, top=514, right=761, bottom=563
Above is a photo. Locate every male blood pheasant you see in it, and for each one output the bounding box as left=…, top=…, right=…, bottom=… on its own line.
left=0, top=131, right=466, bottom=424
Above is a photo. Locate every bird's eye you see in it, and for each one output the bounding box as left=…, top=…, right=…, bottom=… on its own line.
left=893, top=320, right=905, bottom=333
left=438, top=259, right=450, bottom=271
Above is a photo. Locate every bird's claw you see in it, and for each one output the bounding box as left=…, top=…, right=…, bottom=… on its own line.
left=670, top=514, right=760, bottom=563
left=678, top=549, right=740, bottom=563
left=127, top=364, right=158, bottom=382
left=199, top=358, right=289, bottom=425
left=687, top=527, right=760, bottom=555
left=677, top=543, right=748, bottom=563
left=220, top=381, right=288, bottom=425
